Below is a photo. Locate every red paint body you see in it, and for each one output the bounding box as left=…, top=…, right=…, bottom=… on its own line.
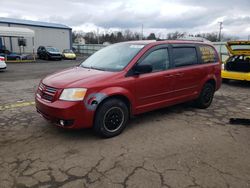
left=36, top=40, right=221, bottom=129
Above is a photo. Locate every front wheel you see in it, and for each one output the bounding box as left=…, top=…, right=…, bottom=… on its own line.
left=195, top=83, right=215, bottom=109
left=93, top=98, right=129, bottom=138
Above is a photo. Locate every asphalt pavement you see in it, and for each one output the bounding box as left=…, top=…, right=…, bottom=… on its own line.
left=0, top=59, right=250, bottom=188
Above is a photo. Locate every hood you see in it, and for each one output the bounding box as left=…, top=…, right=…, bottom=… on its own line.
left=42, top=66, right=117, bottom=88
left=48, top=51, right=61, bottom=55
left=226, top=41, right=250, bottom=56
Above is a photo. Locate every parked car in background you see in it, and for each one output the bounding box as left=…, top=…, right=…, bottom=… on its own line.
left=0, top=49, right=27, bottom=61
left=222, top=41, right=250, bottom=82
left=37, top=46, right=62, bottom=60
left=62, top=49, right=76, bottom=60
left=36, top=40, right=221, bottom=138
left=0, top=56, right=7, bottom=70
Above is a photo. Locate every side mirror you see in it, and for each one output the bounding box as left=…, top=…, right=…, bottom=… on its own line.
left=134, top=64, right=153, bottom=75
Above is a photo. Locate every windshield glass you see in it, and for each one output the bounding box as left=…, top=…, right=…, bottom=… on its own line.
left=46, top=47, right=59, bottom=52
left=230, top=45, right=250, bottom=51
left=80, top=43, right=145, bottom=71
left=63, top=49, right=73, bottom=53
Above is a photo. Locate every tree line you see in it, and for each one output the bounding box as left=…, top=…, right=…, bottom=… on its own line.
left=72, top=30, right=235, bottom=44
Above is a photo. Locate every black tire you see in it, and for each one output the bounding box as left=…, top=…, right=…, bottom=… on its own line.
left=195, top=83, right=215, bottom=109
left=45, top=54, right=49, bottom=60
left=222, top=78, right=230, bottom=83
left=93, top=98, right=129, bottom=138
left=16, top=57, right=20, bottom=61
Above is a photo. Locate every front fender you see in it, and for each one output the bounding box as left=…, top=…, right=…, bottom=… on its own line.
left=85, top=87, right=136, bottom=113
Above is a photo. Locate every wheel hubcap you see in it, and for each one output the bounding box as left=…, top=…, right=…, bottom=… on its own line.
left=103, top=107, right=124, bottom=132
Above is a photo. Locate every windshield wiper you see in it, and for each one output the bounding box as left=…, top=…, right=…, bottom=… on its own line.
left=91, top=66, right=106, bottom=71
left=81, top=65, right=91, bottom=69
left=80, top=65, right=107, bottom=71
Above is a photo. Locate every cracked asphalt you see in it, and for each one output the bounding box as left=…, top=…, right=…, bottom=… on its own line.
left=0, top=60, right=250, bottom=188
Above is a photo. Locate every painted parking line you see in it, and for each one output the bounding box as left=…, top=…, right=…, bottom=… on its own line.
left=0, top=101, right=35, bottom=111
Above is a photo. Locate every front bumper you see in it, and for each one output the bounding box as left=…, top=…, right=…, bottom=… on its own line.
left=35, top=96, right=94, bottom=129
left=49, top=55, right=62, bottom=59
left=222, top=70, right=250, bottom=81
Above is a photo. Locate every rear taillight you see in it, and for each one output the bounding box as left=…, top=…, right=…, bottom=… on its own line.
left=0, top=57, right=5, bottom=61
left=221, top=63, right=225, bottom=70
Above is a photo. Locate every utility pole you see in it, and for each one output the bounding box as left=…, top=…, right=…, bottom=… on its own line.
left=97, top=28, right=100, bottom=44
left=140, top=24, right=144, bottom=40
left=218, top=22, right=223, bottom=42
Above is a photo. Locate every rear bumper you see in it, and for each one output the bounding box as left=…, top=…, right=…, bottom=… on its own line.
left=63, top=55, right=76, bottom=59
left=222, top=70, right=250, bottom=81
left=35, top=96, right=94, bottom=129
left=0, top=64, right=6, bottom=69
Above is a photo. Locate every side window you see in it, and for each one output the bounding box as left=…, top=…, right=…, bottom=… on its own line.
left=173, top=47, right=198, bottom=67
left=139, top=48, right=170, bottom=72
left=199, top=45, right=219, bottom=63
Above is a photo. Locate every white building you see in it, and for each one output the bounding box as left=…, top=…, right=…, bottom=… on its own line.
left=0, top=17, right=72, bottom=53
left=74, top=36, right=86, bottom=45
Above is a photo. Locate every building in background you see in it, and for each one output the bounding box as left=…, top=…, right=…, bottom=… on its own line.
left=0, top=17, right=72, bottom=53
left=74, top=36, right=86, bottom=45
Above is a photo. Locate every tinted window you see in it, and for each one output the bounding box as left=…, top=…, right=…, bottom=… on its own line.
left=173, top=47, right=198, bottom=67
left=199, top=45, right=218, bottom=63
left=139, top=48, right=169, bottom=72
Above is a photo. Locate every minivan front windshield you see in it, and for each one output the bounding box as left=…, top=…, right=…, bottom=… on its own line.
left=80, top=43, right=145, bottom=71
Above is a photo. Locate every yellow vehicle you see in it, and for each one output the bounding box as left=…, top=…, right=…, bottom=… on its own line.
left=62, top=49, right=76, bottom=60
left=222, top=41, right=250, bottom=82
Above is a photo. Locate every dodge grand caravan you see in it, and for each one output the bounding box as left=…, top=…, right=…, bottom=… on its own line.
left=36, top=40, right=221, bottom=137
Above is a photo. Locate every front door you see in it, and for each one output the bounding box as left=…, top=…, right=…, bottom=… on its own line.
left=133, top=47, right=175, bottom=113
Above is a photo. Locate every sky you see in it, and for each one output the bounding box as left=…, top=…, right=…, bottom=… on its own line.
left=1, top=0, right=250, bottom=39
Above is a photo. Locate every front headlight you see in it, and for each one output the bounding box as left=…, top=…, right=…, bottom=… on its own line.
left=59, top=88, right=87, bottom=101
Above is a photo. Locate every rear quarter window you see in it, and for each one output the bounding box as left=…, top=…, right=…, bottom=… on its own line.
left=199, top=45, right=219, bottom=63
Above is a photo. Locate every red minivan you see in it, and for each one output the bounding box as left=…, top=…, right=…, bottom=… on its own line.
left=36, top=40, right=221, bottom=137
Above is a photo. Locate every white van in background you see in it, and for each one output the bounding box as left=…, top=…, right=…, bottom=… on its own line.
left=0, top=56, right=7, bottom=70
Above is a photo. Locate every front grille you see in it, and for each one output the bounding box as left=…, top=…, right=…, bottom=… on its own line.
left=38, top=83, right=58, bottom=102
left=45, top=86, right=57, bottom=94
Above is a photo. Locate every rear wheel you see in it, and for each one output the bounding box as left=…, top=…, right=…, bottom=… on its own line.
left=93, top=98, right=129, bottom=138
left=195, top=83, right=215, bottom=109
